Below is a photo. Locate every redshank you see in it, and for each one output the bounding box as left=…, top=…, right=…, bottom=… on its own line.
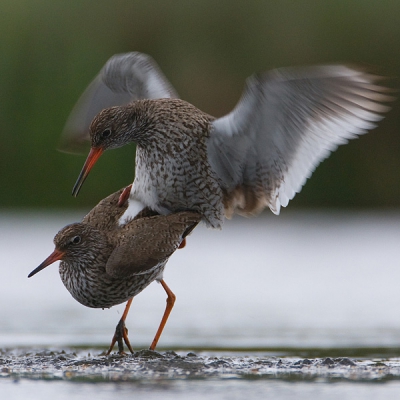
left=28, top=187, right=201, bottom=354
left=62, top=52, right=393, bottom=228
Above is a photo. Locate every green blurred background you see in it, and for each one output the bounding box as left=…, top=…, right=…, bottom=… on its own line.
left=1, top=0, right=399, bottom=211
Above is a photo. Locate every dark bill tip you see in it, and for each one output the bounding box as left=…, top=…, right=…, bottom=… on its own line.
left=72, top=147, right=104, bottom=197
left=28, top=249, right=65, bottom=278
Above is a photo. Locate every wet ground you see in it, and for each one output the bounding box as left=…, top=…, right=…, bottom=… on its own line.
left=2, top=347, right=400, bottom=382
left=3, top=347, right=400, bottom=400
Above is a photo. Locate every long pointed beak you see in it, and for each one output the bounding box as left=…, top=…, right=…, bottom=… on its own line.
left=72, top=147, right=104, bottom=197
left=28, top=249, right=65, bottom=278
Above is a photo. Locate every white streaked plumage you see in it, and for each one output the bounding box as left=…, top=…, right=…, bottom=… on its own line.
left=62, top=52, right=393, bottom=226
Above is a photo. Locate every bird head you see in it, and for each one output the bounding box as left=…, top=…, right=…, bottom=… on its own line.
left=28, top=224, right=107, bottom=278
left=72, top=105, right=143, bottom=197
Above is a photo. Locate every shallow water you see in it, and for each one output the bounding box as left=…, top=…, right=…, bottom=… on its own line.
left=1, top=210, right=400, bottom=398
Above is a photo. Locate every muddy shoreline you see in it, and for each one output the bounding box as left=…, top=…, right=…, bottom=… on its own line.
left=1, top=348, right=400, bottom=383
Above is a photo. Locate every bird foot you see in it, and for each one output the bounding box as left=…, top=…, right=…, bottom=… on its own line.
left=118, top=184, right=132, bottom=207
left=106, top=318, right=134, bottom=355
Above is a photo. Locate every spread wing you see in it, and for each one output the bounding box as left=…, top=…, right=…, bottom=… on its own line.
left=59, top=52, right=179, bottom=153
left=208, top=65, right=393, bottom=217
left=105, top=211, right=201, bottom=279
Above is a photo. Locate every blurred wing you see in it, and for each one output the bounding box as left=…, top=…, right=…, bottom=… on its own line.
left=208, top=65, right=393, bottom=217
left=106, top=212, right=201, bottom=279
left=59, top=52, right=179, bottom=153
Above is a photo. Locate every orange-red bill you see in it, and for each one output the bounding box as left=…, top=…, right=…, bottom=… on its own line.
left=28, top=248, right=65, bottom=278
left=72, top=147, right=103, bottom=197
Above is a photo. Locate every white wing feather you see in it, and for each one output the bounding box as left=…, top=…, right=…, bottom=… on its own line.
left=209, top=66, right=392, bottom=216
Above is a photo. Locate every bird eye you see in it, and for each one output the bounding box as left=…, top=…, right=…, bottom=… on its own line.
left=71, top=235, right=81, bottom=244
left=101, top=129, right=111, bottom=139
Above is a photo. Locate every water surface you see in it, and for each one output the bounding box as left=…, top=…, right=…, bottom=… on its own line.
left=1, top=210, right=400, bottom=398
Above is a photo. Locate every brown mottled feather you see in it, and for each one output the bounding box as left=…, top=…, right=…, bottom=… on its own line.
left=106, top=212, right=202, bottom=278
left=30, top=187, right=201, bottom=309
left=64, top=53, right=393, bottom=228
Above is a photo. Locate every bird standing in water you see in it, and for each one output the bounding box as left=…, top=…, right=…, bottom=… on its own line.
left=62, top=52, right=392, bottom=228
left=28, top=187, right=201, bottom=354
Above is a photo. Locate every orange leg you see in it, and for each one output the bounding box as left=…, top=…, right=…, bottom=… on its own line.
left=106, top=298, right=134, bottom=355
left=149, top=280, right=176, bottom=351
left=118, top=184, right=132, bottom=207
